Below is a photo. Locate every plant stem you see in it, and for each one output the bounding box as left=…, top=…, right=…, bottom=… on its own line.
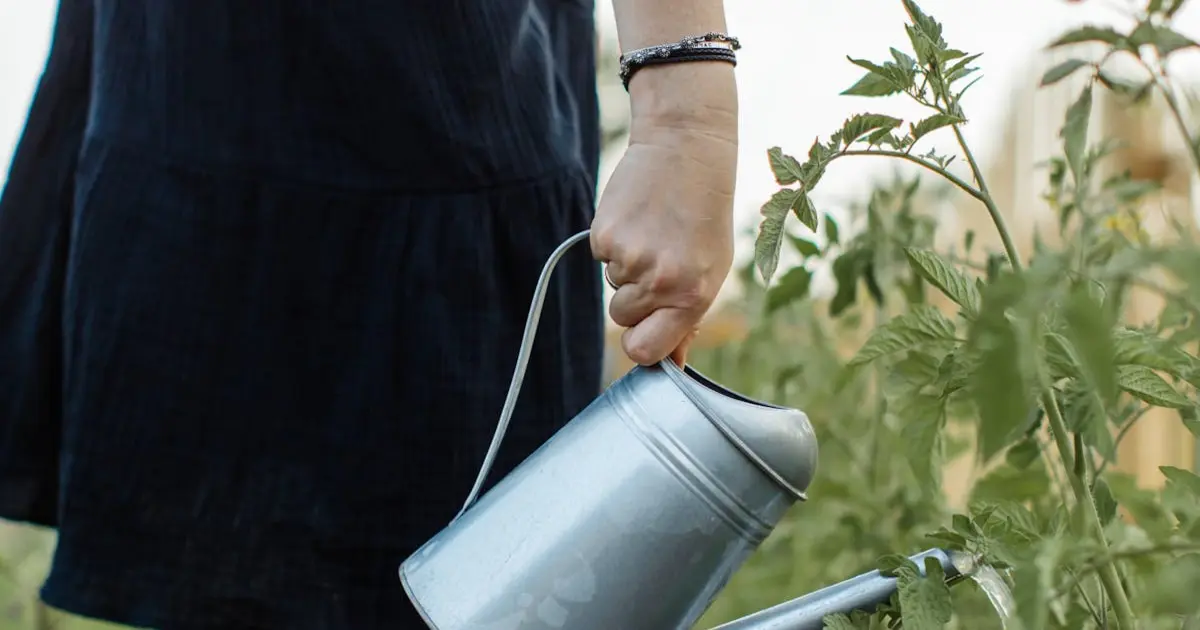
left=1096, top=406, right=1151, bottom=477
left=840, top=150, right=985, bottom=203
left=948, top=124, right=1137, bottom=628
left=1144, top=62, right=1200, bottom=175
left=1042, top=393, right=1138, bottom=628
left=951, top=125, right=1023, bottom=268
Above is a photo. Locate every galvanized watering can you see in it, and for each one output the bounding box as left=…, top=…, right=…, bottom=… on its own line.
left=398, top=230, right=959, bottom=629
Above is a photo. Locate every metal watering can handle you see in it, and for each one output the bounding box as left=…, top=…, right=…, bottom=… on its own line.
left=454, top=228, right=594, bottom=520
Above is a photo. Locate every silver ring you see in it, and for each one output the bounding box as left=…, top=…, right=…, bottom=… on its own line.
left=603, top=265, right=620, bottom=290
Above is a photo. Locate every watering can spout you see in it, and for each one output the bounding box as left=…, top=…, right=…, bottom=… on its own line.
left=710, top=548, right=962, bottom=630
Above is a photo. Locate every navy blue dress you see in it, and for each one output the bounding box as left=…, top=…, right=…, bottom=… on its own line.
left=0, top=1, right=605, bottom=628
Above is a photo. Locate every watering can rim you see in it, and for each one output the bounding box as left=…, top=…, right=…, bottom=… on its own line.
left=658, top=358, right=815, bottom=502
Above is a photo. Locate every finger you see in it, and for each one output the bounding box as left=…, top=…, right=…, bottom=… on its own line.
left=669, top=329, right=699, bottom=367
left=621, top=306, right=697, bottom=366
left=608, top=282, right=656, bottom=328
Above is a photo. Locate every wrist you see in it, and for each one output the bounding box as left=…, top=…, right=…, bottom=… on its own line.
left=627, top=62, right=739, bottom=145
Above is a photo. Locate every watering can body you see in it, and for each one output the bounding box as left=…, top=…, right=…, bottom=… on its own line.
left=398, top=231, right=819, bottom=630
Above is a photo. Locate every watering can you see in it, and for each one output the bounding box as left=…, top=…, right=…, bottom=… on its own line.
left=398, top=230, right=960, bottom=629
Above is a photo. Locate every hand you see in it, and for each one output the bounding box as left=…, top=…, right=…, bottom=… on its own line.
left=591, top=63, right=738, bottom=367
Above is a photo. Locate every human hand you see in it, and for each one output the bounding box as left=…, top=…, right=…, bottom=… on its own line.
left=591, top=63, right=738, bottom=367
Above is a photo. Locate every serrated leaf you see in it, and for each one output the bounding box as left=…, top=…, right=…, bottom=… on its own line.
left=767, top=147, right=805, bottom=185
left=1040, top=58, right=1090, bottom=86
left=848, top=306, right=958, bottom=367
left=1061, top=84, right=1093, bottom=184
left=754, top=189, right=796, bottom=284
left=842, top=58, right=908, bottom=97
left=877, top=554, right=913, bottom=577
left=896, top=556, right=953, bottom=630
left=1063, top=284, right=1117, bottom=404
left=1118, top=365, right=1191, bottom=408
left=821, top=613, right=861, bottom=630
left=790, top=191, right=819, bottom=232
left=909, top=113, right=965, bottom=143
left=840, top=113, right=904, bottom=147
left=1162, top=465, right=1200, bottom=497
left=903, top=248, right=981, bottom=317
left=765, top=267, right=813, bottom=314
left=1048, top=25, right=1127, bottom=48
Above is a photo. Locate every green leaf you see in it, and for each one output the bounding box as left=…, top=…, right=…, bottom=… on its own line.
left=896, top=556, right=953, bottom=630
left=839, top=113, right=904, bottom=147
left=823, top=213, right=841, bottom=245
left=1011, top=540, right=1059, bottom=630
left=765, top=267, right=813, bottom=314
left=969, top=276, right=1033, bottom=461
left=767, top=147, right=805, bottom=186
left=1040, top=58, right=1091, bottom=86
left=897, top=393, right=947, bottom=491
left=1096, top=70, right=1154, bottom=103
left=910, top=113, right=965, bottom=143
left=903, top=248, right=981, bottom=318
left=790, top=191, right=819, bottom=232
left=788, top=236, right=820, bottom=258
left=1061, top=84, right=1093, bottom=184
left=1130, top=21, right=1199, bottom=56
left=1118, top=365, right=1191, bottom=408
left=877, top=554, right=912, bottom=577
left=848, top=306, right=958, bottom=367
left=1062, top=283, right=1117, bottom=404
left=970, top=463, right=1050, bottom=504
left=1162, top=465, right=1200, bottom=497
left=1006, top=437, right=1041, bottom=469
left=842, top=58, right=909, bottom=97
left=754, top=189, right=794, bottom=283
left=830, top=249, right=867, bottom=317
left=1093, top=477, right=1118, bottom=525
left=1048, top=25, right=1127, bottom=48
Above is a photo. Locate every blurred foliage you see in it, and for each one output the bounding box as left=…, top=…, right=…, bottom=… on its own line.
left=714, top=0, right=1200, bottom=628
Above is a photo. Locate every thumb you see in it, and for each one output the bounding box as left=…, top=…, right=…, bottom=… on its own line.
left=621, top=307, right=695, bottom=366
left=668, top=329, right=699, bottom=367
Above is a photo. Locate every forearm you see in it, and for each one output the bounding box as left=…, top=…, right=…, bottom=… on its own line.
left=610, top=0, right=739, bottom=138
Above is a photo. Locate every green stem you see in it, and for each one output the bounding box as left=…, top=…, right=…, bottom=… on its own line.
left=840, top=149, right=985, bottom=204
left=951, top=125, right=1023, bottom=268
left=1096, top=405, right=1151, bottom=477
left=947, top=125, right=1137, bottom=627
left=1144, top=62, right=1200, bottom=175
left=1042, top=393, right=1137, bottom=628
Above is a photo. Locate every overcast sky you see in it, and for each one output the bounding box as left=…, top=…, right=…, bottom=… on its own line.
left=4, top=0, right=1200, bottom=236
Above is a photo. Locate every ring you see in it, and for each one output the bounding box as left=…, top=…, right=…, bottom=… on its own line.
left=603, top=265, right=620, bottom=290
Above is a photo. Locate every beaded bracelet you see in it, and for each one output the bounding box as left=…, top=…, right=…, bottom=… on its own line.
left=618, top=32, right=742, bottom=90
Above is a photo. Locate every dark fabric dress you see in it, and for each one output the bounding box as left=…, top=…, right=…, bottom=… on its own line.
left=0, top=1, right=604, bottom=628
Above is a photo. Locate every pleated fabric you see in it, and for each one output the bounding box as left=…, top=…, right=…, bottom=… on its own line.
left=0, top=2, right=604, bottom=628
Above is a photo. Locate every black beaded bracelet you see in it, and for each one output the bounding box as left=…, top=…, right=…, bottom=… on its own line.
left=619, top=32, right=741, bottom=91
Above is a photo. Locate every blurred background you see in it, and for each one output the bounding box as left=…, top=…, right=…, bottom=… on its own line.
left=3, top=0, right=1200, bottom=628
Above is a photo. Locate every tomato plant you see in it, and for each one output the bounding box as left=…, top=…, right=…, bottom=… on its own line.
left=717, top=0, right=1200, bottom=627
